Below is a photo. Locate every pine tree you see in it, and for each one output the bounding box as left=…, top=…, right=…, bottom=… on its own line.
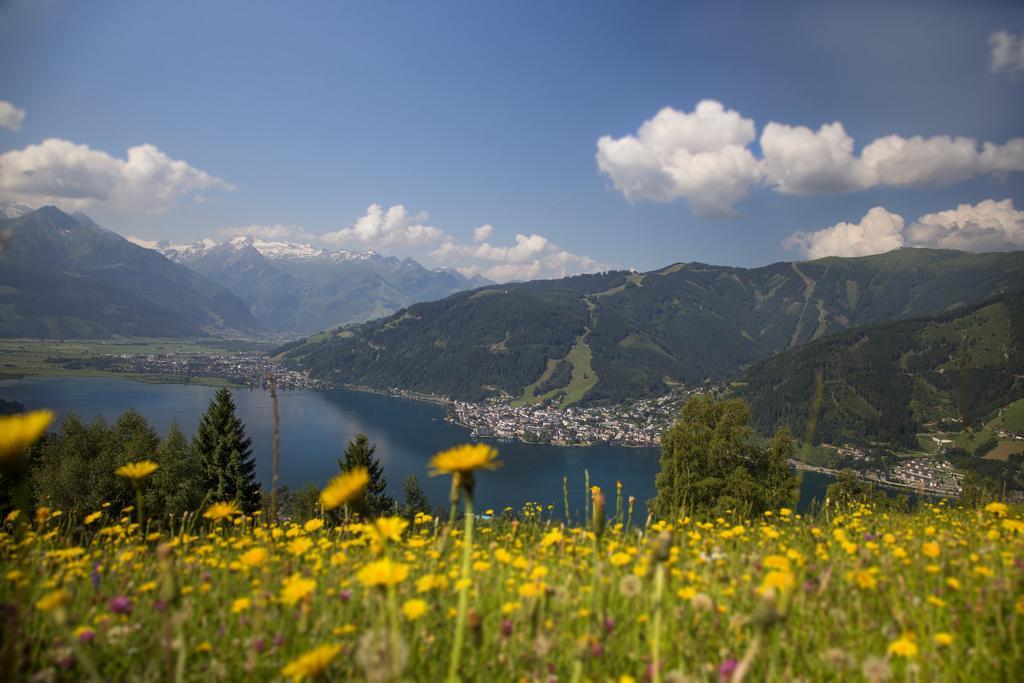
left=338, top=433, right=392, bottom=515
left=400, top=474, right=431, bottom=520
left=192, top=388, right=260, bottom=512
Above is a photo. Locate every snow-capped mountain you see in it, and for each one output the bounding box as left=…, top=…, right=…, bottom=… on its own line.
left=150, top=235, right=490, bottom=335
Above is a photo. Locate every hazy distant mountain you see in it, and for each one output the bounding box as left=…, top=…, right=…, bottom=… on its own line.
left=0, top=207, right=263, bottom=338
left=0, top=201, right=34, bottom=220
left=158, top=236, right=490, bottom=334
left=279, top=248, right=1024, bottom=404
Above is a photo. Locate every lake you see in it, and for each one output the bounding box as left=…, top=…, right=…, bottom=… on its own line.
left=0, top=376, right=836, bottom=517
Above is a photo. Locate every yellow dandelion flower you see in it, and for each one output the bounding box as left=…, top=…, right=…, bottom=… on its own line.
left=363, top=516, right=408, bottom=547
left=287, top=537, right=313, bottom=557
left=281, top=643, right=342, bottom=682
left=428, top=443, right=501, bottom=476
left=35, top=589, right=70, bottom=612
left=280, top=573, right=316, bottom=605
left=83, top=511, right=102, bottom=525
left=0, top=409, right=53, bottom=460
left=204, top=501, right=242, bottom=522
left=758, top=570, right=795, bottom=595
left=231, top=597, right=251, bottom=613
left=114, top=460, right=158, bottom=480
left=922, top=541, right=940, bottom=558
left=610, top=552, right=631, bottom=567
left=356, top=558, right=409, bottom=587
left=1002, top=519, right=1024, bottom=534
left=983, top=502, right=1008, bottom=516
left=888, top=635, right=918, bottom=658
left=540, top=528, right=564, bottom=547
left=401, top=598, right=428, bottom=620
left=240, top=547, right=267, bottom=568
left=320, top=468, right=369, bottom=510
left=933, top=633, right=954, bottom=647
left=303, top=518, right=324, bottom=533
left=4, top=509, right=20, bottom=524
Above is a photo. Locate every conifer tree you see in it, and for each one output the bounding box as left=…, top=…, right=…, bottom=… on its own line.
left=338, top=433, right=392, bottom=515
left=192, top=388, right=260, bottom=512
left=400, top=474, right=431, bottom=520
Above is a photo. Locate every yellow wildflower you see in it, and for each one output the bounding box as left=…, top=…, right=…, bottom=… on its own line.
left=114, top=460, right=158, bottom=480
left=303, top=518, right=324, bottom=533
left=204, top=501, right=242, bottom=522
left=287, top=537, right=313, bottom=557
left=35, top=589, right=70, bottom=612
left=356, top=558, right=409, bottom=587
left=402, top=598, right=428, bottom=620
left=231, top=597, right=251, bottom=613
left=429, top=443, right=501, bottom=475
left=280, top=573, right=316, bottom=605
left=83, top=511, right=102, bottom=525
left=888, top=634, right=918, bottom=658
left=983, top=502, right=1008, bottom=516
left=240, top=547, right=267, bottom=568
left=320, top=468, right=369, bottom=510
left=281, top=643, right=343, bottom=682
left=933, top=633, right=954, bottom=647
left=0, top=409, right=53, bottom=460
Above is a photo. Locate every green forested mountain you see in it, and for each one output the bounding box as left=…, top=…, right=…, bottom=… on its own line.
left=738, top=293, right=1024, bottom=449
left=279, top=248, right=1024, bottom=404
left=0, top=207, right=263, bottom=338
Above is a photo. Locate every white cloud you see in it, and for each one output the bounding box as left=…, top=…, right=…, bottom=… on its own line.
left=990, top=30, right=1024, bottom=78
left=0, top=101, right=26, bottom=131
left=0, top=138, right=232, bottom=212
left=597, top=101, right=1024, bottom=215
left=321, top=203, right=607, bottom=281
left=596, top=100, right=762, bottom=216
left=783, top=199, right=1024, bottom=258
left=906, top=198, right=1024, bottom=251
left=782, top=207, right=905, bottom=259
left=219, top=223, right=315, bottom=242
left=320, top=203, right=445, bottom=248
left=473, top=224, right=493, bottom=242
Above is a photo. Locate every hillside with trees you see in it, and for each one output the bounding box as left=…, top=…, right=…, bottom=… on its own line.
left=279, top=248, right=1024, bottom=404
left=738, top=293, right=1024, bottom=449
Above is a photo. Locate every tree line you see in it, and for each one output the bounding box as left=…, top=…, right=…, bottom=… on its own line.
left=0, top=387, right=431, bottom=524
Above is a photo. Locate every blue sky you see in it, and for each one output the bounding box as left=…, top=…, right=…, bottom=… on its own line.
left=1, top=0, right=1023, bottom=279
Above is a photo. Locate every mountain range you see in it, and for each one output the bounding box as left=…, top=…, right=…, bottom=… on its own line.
left=278, top=249, right=1024, bottom=407
left=0, top=203, right=489, bottom=338
left=157, top=236, right=490, bottom=335
left=0, top=206, right=262, bottom=338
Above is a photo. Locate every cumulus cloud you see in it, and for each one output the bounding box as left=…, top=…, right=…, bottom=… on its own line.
left=906, top=199, right=1024, bottom=251
left=473, top=224, right=493, bottom=242
left=219, top=223, right=315, bottom=242
left=0, top=101, right=26, bottom=131
left=597, top=101, right=1024, bottom=215
left=322, top=203, right=607, bottom=281
left=320, top=203, right=445, bottom=248
left=990, top=30, right=1024, bottom=78
left=782, top=207, right=906, bottom=259
left=596, top=100, right=762, bottom=216
left=784, top=199, right=1024, bottom=258
left=0, top=138, right=232, bottom=212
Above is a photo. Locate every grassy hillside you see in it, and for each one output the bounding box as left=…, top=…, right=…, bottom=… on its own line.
left=280, top=249, right=1024, bottom=404
left=739, top=293, right=1024, bottom=449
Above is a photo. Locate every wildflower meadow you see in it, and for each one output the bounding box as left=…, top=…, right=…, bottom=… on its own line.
left=1, top=413, right=1022, bottom=681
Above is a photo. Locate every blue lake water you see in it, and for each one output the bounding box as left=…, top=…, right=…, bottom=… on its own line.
left=0, top=376, right=835, bottom=517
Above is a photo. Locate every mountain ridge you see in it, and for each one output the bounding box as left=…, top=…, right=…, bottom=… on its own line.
left=278, top=248, right=1024, bottom=405
left=0, top=207, right=263, bottom=338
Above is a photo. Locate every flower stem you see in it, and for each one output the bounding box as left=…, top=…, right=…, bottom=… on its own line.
left=651, top=563, right=665, bottom=683
left=447, top=489, right=474, bottom=683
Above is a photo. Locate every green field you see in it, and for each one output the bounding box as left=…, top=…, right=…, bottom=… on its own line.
left=997, top=398, right=1024, bottom=432
left=0, top=339, right=259, bottom=388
